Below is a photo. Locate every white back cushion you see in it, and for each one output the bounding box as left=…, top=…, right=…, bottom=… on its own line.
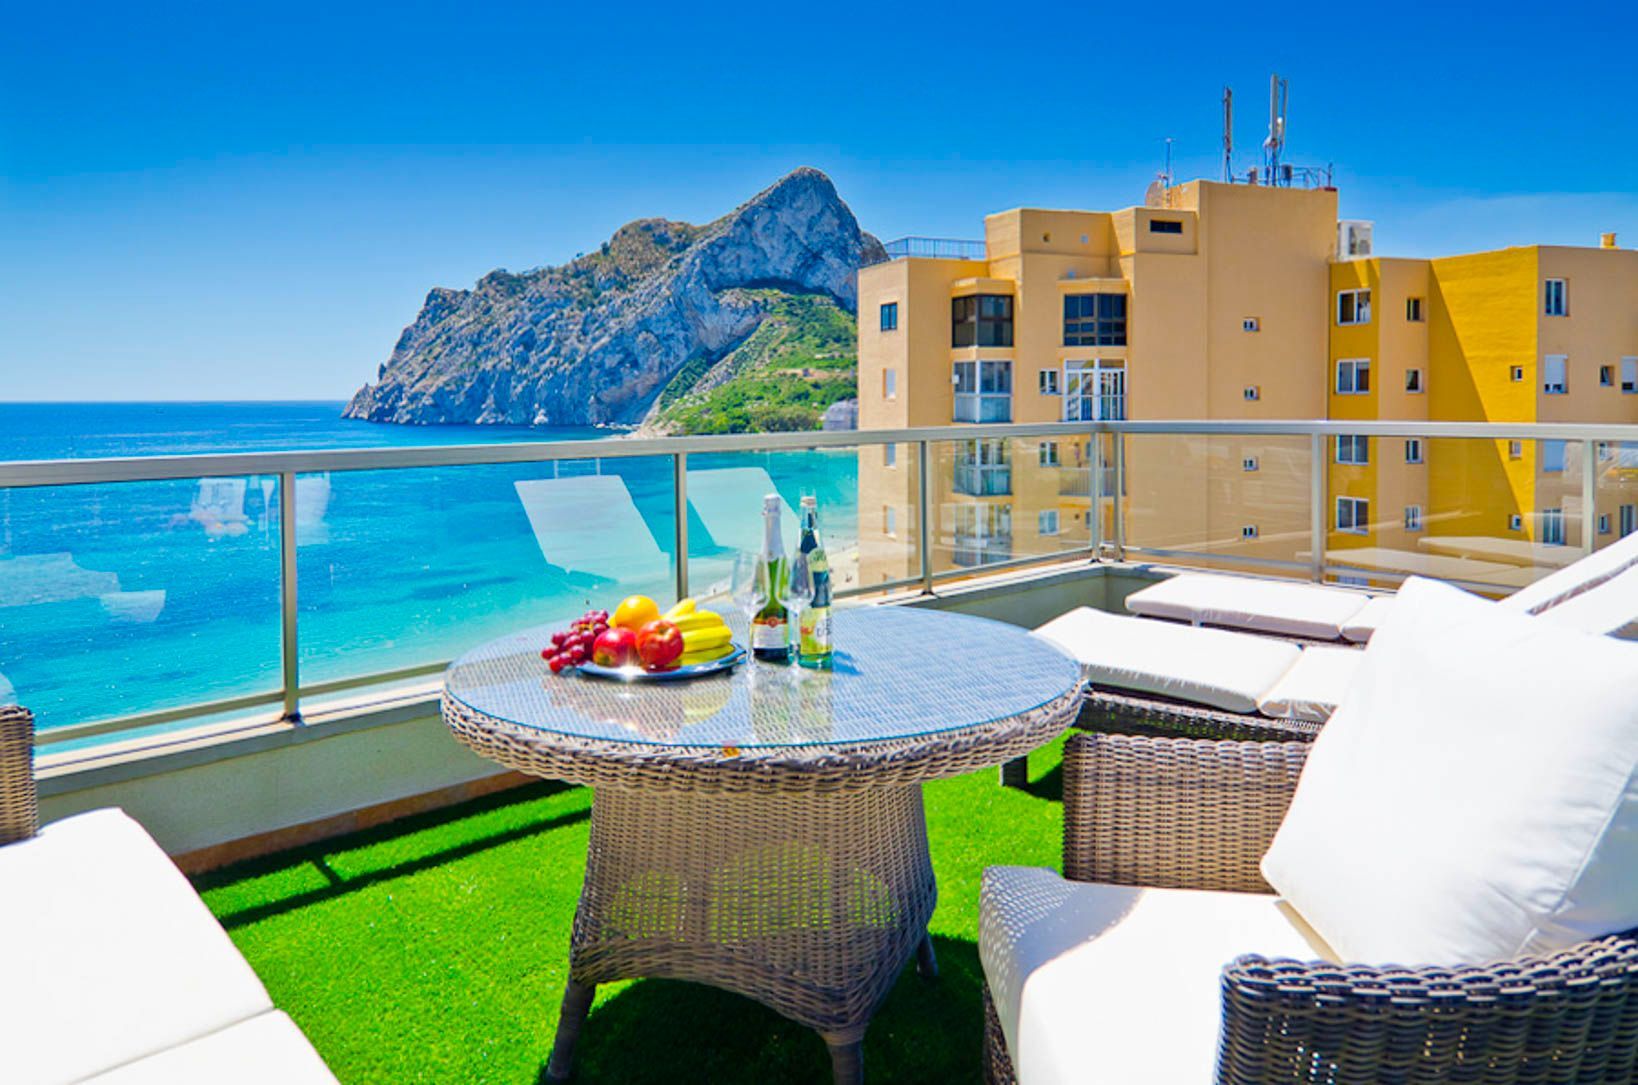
left=1255, top=646, right=1364, bottom=723
left=1125, top=573, right=1369, bottom=640
left=1500, top=530, right=1638, bottom=614
left=1035, top=607, right=1299, bottom=714
left=1262, top=577, right=1638, bottom=966
left=1533, top=563, right=1638, bottom=639
left=1340, top=595, right=1396, bottom=643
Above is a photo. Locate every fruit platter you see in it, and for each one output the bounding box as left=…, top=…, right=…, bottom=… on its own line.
left=541, top=594, right=744, bottom=683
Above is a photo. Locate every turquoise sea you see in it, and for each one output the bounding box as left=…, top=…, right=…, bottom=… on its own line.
left=0, top=402, right=858, bottom=738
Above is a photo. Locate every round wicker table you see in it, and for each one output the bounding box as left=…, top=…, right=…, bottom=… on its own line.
left=442, top=606, right=1081, bottom=1084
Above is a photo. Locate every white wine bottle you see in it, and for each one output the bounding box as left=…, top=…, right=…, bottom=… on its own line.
left=751, top=494, right=790, bottom=662
left=794, top=496, right=833, bottom=670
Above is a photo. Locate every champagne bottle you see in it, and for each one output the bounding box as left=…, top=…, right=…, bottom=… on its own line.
left=751, top=494, right=791, bottom=662
left=795, top=496, right=834, bottom=670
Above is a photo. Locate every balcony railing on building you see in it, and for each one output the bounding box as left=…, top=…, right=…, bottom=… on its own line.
left=954, top=393, right=1012, bottom=424
left=1058, top=465, right=1120, bottom=498
left=954, top=463, right=1012, bottom=497
left=951, top=532, right=1014, bottom=568
left=873, top=237, right=987, bottom=264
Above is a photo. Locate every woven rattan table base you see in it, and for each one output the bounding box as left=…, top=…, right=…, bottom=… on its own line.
left=544, top=781, right=937, bottom=1082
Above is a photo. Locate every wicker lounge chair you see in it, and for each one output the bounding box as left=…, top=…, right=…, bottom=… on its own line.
left=980, top=731, right=1638, bottom=1083
left=0, top=706, right=338, bottom=1083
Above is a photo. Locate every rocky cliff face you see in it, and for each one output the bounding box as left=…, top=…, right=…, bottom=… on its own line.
left=344, top=168, right=883, bottom=427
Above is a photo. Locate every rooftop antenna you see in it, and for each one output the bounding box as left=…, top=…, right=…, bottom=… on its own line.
left=1222, top=86, right=1234, bottom=182
left=1263, top=74, right=1288, bottom=185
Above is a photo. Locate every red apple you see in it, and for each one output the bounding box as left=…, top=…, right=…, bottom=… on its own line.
left=592, top=627, right=639, bottom=667
left=636, top=619, right=685, bottom=671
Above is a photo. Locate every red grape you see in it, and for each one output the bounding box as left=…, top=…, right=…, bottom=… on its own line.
left=547, top=655, right=567, bottom=674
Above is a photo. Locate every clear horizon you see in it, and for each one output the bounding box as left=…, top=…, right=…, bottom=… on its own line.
left=4, top=1, right=1636, bottom=402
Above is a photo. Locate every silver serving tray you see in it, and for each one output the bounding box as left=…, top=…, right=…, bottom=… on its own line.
left=575, top=644, right=746, bottom=683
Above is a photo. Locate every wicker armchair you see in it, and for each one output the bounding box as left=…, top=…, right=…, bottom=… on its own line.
left=0, top=705, right=38, bottom=847
left=982, top=731, right=1638, bottom=1084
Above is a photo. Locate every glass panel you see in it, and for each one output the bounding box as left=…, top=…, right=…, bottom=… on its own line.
left=1119, top=434, right=1314, bottom=577
left=0, top=476, right=281, bottom=737
left=299, top=457, right=679, bottom=689
left=848, top=443, right=921, bottom=590
left=928, top=437, right=1093, bottom=574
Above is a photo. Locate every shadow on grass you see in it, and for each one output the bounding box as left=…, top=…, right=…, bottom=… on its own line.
left=553, top=935, right=986, bottom=1084
left=195, top=779, right=585, bottom=929
left=1020, top=760, right=1062, bottom=802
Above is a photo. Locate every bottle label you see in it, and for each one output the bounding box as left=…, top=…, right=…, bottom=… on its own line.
left=799, top=609, right=832, bottom=656
left=752, top=617, right=788, bottom=650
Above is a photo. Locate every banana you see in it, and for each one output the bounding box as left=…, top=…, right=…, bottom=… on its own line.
left=672, top=611, right=727, bottom=633
left=665, top=598, right=697, bottom=620
left=677, top=642, right=733, bottom=665
left=681, top=627, right=732, bottom=653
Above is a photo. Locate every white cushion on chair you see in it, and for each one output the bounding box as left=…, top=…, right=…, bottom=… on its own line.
left=980, top=867, right=1334, bottom=1085
left=1340, top=595, right=1396, bottom=642
left=1035, top=607, right=1300, bottom=714
left=1262, top=576, right=1638, bottom=966
left=1125, top=573, right=1369, bottom=640
left=1500, top=530, right=1638, bottom=614
left=0, top=809, right=276, bottom=1084
left=1255, top=646, right=1363, bottom=723
left=82, top=1012, right=337, bottom=1084
left=1533, top=563, right=1638, bottom=639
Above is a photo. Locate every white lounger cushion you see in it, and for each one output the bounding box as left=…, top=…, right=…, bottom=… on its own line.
left=83, top=1012, right=337, bottom=1084
left=1340, top=595, right=1396, bottom=643
left=1035, top=606, right=1300, bottom=714
left=1500, top=529, right=1638, bottom=613
left=1255, top=646, right=1363, bottom=723
left=0, top=809, right=275, bottom=1084
left=1262, top=577, right=1638, bottom=966
left=1533, top=563, right=1638, bottom=639
left=1125, top=573, right=1370, bottom=640
left=980, top=867, right=1334, bottom=1085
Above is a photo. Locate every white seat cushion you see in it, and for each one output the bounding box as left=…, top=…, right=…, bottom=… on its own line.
left=1500, top=530, right=1638, bottom=613
left=980, top=867, right=1335, bottom=1085
left=1262, top=577, right=1638, bottom=966
left=1533, top=563, right=1638, bottom=639
left=1340, top=595, right=1395, bottom=643
left=1255, top=646, right=1363, bottom=723
left=1035, top=607, right=1299, bottom=714
left=82, top=1012, right=336, bottom=1084
left=1125, top=573, right=1369, bottom=640
left=0, top=809, right=274, bottom=1084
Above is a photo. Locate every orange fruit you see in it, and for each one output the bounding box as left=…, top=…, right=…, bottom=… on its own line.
left=611, top=594, right=661, bottom=631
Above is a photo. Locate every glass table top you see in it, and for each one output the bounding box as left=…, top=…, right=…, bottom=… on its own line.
left=444, top=607, right=1080, bottom=750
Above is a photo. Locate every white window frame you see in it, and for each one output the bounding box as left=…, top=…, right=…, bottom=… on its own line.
left=883, top=368, right=897, bottom=399
left=1038, top=368, right=1060, bottom=395
left=1241, top=525, right=1259, bottom=540
left=1335, top=358, right=1370, bottom=395
left=1335, top=435, right=1369, bottom=465
left=1243, top=385, right=1261, bottom=401
left=953, top=359, right=1012, bottom=423
left=1062, top=361, right=1126, bottom=422
left=1544, top=278, right=1568, bottom=317
left=1336, top=288, right=1371, bottom=325
left=1509, top=439, right=1523, bottom=460
left=1038, top=509, right=1060, bottom=537
left=884, top=444, right=897, bottom=468
left=1038, top=441, right=1060, bottom=467
left=883, top=506, right=897, bottom=536
left=1622, top=357, right=1638, bottom=394
left=1405, top=368, right=1424, bottom=393
left=1405, top=438, right=1424, bottom=464
left=1406, top=296, right=1424, bottom=322
left=1508, top=513, right=1524, bottom=531
left=1543, top=355, right=1568, bottom=395
left=1242, top=457, right=1259, bottom=472
left=1335, top=495, right=1369, bottom=535
left=1541, top=507, right=1566, bottom=546
left=1601, top=365, right=1614, bottom=387
left=1599, top=513, right=1612, bottom=536
left=1621, top=504, right=1637, bottom=538
left=1404, top=505, right=1423, bottom=532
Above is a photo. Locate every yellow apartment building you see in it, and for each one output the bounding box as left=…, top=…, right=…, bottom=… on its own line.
left=855, top=179, right=1638, bottom=588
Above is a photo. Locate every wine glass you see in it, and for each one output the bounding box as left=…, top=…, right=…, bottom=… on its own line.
left=786, top=551, right=814, bottom=631
left=730, top=549, right=767, bottom=623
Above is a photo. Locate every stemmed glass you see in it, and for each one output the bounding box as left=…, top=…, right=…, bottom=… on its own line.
left=785, top=550, right=814, bottom=651
left=730, top=549, right=769, bottom=626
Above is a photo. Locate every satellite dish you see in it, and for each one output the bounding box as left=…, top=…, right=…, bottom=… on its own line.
left=1143, top=180, right=1165, bottom=208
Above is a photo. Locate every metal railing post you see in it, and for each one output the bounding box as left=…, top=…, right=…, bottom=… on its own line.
left=917, top=440, right=934, bottom=594
left=1110, top=433, right=1125, bottom=560
left=1309, top=433, right=1326, bottom=581
left=1582, top=439, right=1598, bottom=556
left=278, top=470, right=300, bottom=723
left=673, top=452, right=689, bottom=600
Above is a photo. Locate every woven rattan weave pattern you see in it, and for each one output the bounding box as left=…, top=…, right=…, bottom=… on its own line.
left=444, top=607, right=1082, bottom=1085
left=0, top=706, right=38, bottom=847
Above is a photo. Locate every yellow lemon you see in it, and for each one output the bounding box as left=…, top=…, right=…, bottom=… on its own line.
left=612, top=594, right=661, bottom=631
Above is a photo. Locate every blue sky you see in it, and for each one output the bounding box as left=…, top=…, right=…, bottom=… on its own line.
left=3, top=0, right=1635, bottom=401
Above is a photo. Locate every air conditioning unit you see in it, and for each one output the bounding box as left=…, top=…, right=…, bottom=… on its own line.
left=1337, top=220, right=1374, bottom=259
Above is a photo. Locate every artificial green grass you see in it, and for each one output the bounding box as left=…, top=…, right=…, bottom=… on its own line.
left=193, top=735, right=1069, bottom=1084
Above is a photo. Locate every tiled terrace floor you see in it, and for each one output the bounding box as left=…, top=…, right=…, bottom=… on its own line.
left=192, top=736, right=1071, bottom=1083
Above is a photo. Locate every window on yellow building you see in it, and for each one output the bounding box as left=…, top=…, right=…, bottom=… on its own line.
left=883, top=506, right=896, bottom=536
left=1509, top=513, right=1524, bottom=531
left=1509, top=440, right=1524, bottom=460
left=1038, top=441, right=1060, bottom=467
left=1335, top=358, right=1370, bottom=395
left=882, top=368, right=897, bottom=399
left=1542, top=441, right=1567, bottom=473
left=1544, top=279, right=1568, bottom=317
left=1336, top=289, right=1371, bottom=325
left=952, top=295, right=1013, bottom=347
left=1406, top=297, right=1425, bottom=322
left=1241, top=525, right=1259, bottom=540
left=1038, top=369, right=1060, bottom=395
left=884, top=444, right=896, bottom=468
left=1543, top=355, right=1568, bottom=395
left=953, top=360, right=1012, bottom=423
left=1336, top=435, right=1369, bottom=465
left=1405, top=439, right=1424, bottom=464
left=1405, top=368, right=1424, bottom=393
left=1404, top=506, right=1423, bottom=532
left=1038, top=510, right=1060, bottom=536
left=1511, top=366, right=1525, bottom=382
left=1622, top=357, right=1638, bottom=394
left=879, top=302, right=899, bottom=331
left=1063, top=294, right=1126, bottom=346
left=1336, top=496, right=1369, bottom=535
left=1599, top=514, right=1612, bottom=536
left=1621, top=505, right=1637, bottom=538
left=1541, top=508, right=1566, bottom=546
left=1149, top=219, right=1183, bottom=234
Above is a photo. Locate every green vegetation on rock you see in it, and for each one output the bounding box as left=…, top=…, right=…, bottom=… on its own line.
left=653, top=290, right=857, bottom=435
